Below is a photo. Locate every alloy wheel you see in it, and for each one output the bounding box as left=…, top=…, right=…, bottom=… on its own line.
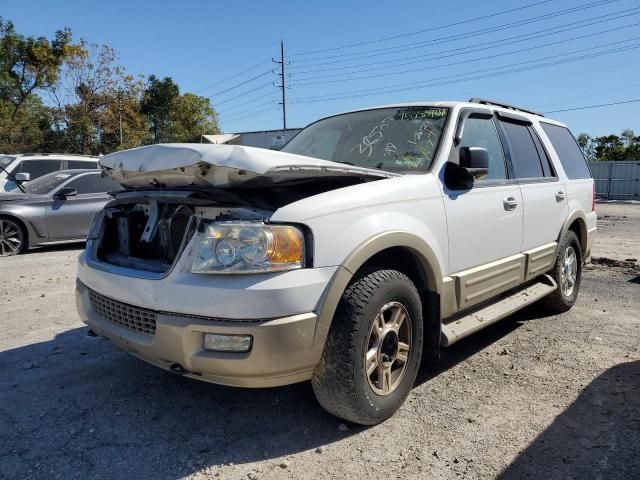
left=559, top=246, right=578, bottom=297
left=0, top=219, right=23, bottom=256
left=365, top=301, right=412, bottom=396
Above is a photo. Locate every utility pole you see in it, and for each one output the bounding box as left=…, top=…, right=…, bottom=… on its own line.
left=273, top=40, right=288, bottom=129
left=118, top=90, right=123, bottom=148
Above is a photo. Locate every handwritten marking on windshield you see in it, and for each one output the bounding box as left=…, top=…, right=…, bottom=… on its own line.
left=350, top=116, right=394, bottom=158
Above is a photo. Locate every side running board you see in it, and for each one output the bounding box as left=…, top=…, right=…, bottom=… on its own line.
left=441, top=275, right=557, bottom=347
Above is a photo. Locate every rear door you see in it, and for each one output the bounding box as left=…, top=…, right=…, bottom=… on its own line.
left=15, top=159, right=63, bottom=181
left=46, top=173, right=121, bottom=240
left=497, top=114, right=568, bottom=252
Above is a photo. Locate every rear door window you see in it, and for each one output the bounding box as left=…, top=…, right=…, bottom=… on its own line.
left=16, top=159, right=62, bottom=179
left=500, top=121, right=546, bottom=179
left=541, top=123, right=591, bottom=179
left=67, top=160, right=98, bottom=169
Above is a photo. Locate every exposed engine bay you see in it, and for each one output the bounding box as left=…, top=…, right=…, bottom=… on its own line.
left=94, top=177, right=371, bottom=273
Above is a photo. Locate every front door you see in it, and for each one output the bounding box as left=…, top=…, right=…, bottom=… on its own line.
left=441, top=114, right=523, bottom=274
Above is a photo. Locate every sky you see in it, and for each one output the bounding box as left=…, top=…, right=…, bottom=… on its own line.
left=3, top=0, right=639, bottom=136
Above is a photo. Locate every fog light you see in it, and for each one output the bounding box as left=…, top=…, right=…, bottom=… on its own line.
left=203, top=333, right=252, bottom=352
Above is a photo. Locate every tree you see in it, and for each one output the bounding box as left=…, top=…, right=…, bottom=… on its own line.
left=49, top=40, right=146, bottom=154
left=140, top=75, right=179, bottom=143
left=0, top=18, right=75, bottom=121
left=576, top=133, right=596, bottom=162
left=0, top=95, right=54, bottom=152
left=167, top=93, right=220, bottom=143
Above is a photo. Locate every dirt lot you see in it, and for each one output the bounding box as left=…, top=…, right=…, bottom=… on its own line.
left=1, top=202, right=639, bottom=480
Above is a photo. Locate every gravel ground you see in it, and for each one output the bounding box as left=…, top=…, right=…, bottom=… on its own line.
left=0, top=203, right=639, bottom=480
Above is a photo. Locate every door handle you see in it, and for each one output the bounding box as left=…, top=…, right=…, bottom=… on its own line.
left=555, top=191, right=566, bottom=201
left=503, top=196, right=518, bottom=211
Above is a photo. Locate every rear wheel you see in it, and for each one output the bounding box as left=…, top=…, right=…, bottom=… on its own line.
left=540, top=230, right=582, bottom=313
left=312, top=269, right=423, bottom=425
left=0, top=217, right=26, bottom=256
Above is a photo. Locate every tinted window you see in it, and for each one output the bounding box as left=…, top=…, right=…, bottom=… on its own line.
left=530, top=129, right=555, bottom=177
left=501, top=121, right=544, bottom=178
left=541, top=123, right=591, bottom=179
left=459, top=117, right=507, bottom=180
left=17, top=159, right=61, bottom=178
left=67, top=160, right=98, bottom=169
left=65, top=174, right=122, bottom=194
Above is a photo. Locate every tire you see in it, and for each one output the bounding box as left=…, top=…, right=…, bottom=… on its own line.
left=540, top=230, right=582, bottom=313
left=311, top=269, right=423, bottom=425
left=0, top=216, right=27, bottom=256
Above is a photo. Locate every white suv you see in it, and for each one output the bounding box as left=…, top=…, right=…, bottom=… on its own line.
left=0, top=153, right=99, bottom=192
left=76, top=99, right=596, bottom=425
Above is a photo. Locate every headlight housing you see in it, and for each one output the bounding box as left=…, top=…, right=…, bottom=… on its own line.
left=191, top=223, right=305, bottom=274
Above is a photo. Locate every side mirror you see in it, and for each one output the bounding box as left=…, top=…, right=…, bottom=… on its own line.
left=14, top=172, right=30, bottom=183
left=55, top=187, right=78, bottom=198
left=444, top=147, right=490, bottom=190
left=459, top=147, right=489, bottom=176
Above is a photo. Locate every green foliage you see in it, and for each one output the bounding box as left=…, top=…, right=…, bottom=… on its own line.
left=0, top=20, right=220, bottom=154
left=168, top=93, right=220, bottom=143
left=0, top=18, right=74, bottom=120
left=577, top=130, right=640, bottom=162
left=141, top=75, right=179, bottom=143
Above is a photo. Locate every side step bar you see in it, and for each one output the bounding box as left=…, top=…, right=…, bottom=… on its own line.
left=441, top=275, right=557, bottom=347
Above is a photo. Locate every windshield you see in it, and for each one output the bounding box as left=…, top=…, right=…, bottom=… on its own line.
left=0, top=155, right=16, bottom=169
left=24, top=171, right=73, bottom=194
left=282, top=106, right=448, bottom=173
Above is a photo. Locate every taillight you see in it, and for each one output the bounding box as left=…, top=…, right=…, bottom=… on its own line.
left=592, top=182, right=596, bottom=212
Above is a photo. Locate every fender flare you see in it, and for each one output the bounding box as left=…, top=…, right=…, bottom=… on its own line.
left=311, top=231, right=443, bottom=350
left=558, top=210, right=588, bottom=256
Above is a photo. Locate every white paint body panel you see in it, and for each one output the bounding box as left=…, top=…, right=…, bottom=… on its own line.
left=519, top=181, right=568, bottom=251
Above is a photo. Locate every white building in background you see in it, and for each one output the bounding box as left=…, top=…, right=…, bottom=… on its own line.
left=202, top=128, right=302, bottom=150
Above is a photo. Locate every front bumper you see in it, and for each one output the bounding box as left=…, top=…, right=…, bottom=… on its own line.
left=76, top=280, right=325, bottom=387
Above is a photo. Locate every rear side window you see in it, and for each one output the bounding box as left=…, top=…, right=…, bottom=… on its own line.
left=17, top=160, right=61, bottom=179
left=541, top=123, right=591, bottom=179
left=500, top=121, right=545, bottom=179
left=67, top=160, right=98, bottom=169
left=65, top=174, right=122, bottom=194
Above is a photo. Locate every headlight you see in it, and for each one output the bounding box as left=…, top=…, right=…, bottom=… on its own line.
left=191, top=223, right=305, bottom=274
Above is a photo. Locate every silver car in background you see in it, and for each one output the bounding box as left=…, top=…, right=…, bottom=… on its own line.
left=0, top=170, right=121, bottom=256
left=0, top=153, right=99, bottom=192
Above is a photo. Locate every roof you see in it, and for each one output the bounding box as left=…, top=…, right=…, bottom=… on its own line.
left=12, top=153, right=99, bottom=160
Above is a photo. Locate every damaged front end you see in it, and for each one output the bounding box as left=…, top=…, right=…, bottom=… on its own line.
left=87, top=143, right=393, bottom=277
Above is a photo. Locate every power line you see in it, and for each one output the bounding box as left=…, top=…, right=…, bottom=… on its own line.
left=206, top=70, right=272, bottom=98
left=213, top=82, right=273, bottom=107
left=288, top=0, right=556, bottom=57
left=292, top=24, right=639, bottom=86
left=194, top=59, right=271, bottom=93
left=290, top=7, right=640, bottom=76
left=545, top=99, right=640, bottom=113
left=219, top=98, right=278, bottom=120
left=223, top=105, right=280, bottom=125
left=289, top=41, right=640, bottom=104
left=288, top=0, right=622, bottom=65
left=217, top=91, right=277, bottom=115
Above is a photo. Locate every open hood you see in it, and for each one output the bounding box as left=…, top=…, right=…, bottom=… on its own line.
left=100, top=143, right=398, bottom=189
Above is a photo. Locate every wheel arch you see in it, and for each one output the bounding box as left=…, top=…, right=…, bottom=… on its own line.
left=558, top=211, right=588, bottom=257
left=313, top=232, right=444, bottom=359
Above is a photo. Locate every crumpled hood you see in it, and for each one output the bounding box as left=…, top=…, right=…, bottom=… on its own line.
left=100, top=143, right=397, bottom=189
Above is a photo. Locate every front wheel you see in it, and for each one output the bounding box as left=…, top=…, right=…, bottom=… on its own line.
left=311, top=269, right=423, bottom=425
left=540, top=230, right=582, bottom=313
left=0, top=217, right=26, bottom=256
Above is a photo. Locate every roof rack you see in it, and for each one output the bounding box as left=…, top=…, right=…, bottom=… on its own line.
left=468, top=97, right=544, bottom=117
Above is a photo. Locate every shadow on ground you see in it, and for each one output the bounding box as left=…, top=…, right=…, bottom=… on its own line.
left=1, top=303, right=635, bottom=479
left=500, top=360, right=640, bottom=479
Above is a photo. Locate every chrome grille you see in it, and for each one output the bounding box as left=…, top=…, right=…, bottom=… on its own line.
left=89, top=290, right=156, bottom=336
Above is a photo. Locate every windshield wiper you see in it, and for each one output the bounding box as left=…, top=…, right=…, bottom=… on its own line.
left=0, top=164, right=26, bottom=193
